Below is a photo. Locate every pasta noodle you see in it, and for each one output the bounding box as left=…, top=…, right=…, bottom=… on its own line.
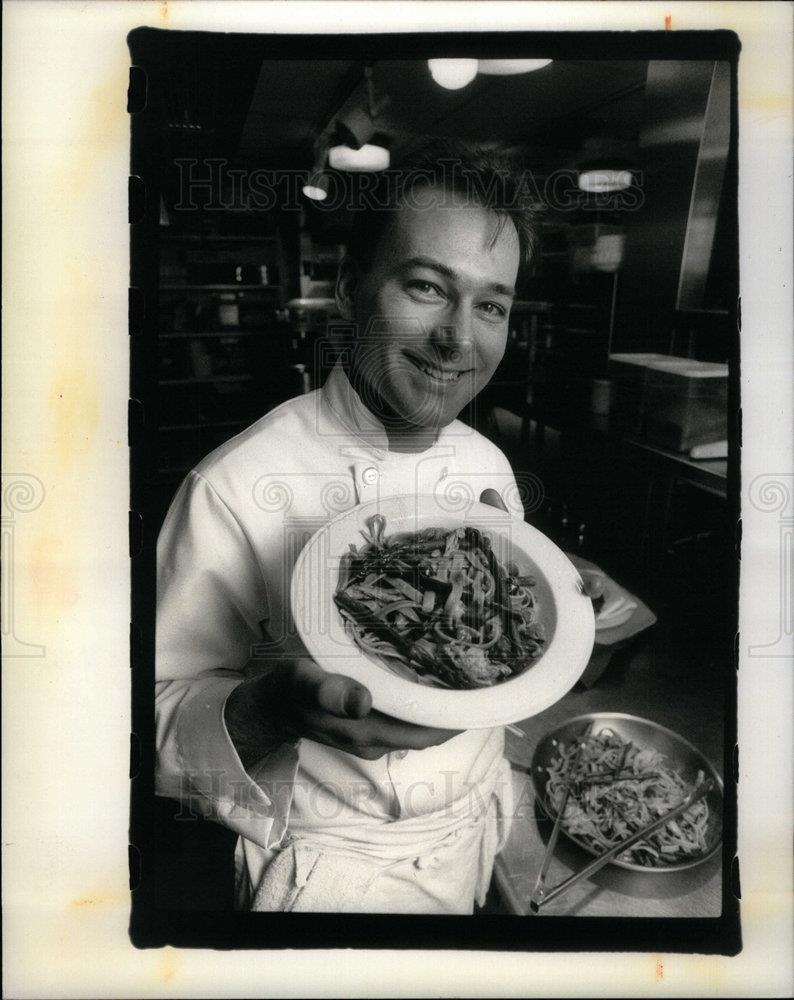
left=333, top=514, right=546, bottom=689
left=546, top=729, right=710, bottom=867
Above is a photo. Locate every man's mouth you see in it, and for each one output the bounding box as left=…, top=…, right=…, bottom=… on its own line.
left=405, top=353, right=469, bottom=384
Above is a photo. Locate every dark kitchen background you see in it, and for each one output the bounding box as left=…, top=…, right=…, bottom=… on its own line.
left=129, top=30, right=738, bottom=917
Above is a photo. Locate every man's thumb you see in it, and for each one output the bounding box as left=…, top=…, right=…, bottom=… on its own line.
left=479, top=488, right=508, bottom=512
left=315, top=673, right=373, bottom=719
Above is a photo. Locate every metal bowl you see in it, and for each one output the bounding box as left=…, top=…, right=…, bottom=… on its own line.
left=531, top=712, right=724, bottom=873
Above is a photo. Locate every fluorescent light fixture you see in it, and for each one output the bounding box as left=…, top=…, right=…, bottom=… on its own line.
left=578, top=168, right=633, bottom=193
left=302, top=172, right=329, bottom=201
left=328, top=143, right=390, bottom=171
left=427, top=59, right=479, bottom=90
left=478, top=59, right=552, bottom=75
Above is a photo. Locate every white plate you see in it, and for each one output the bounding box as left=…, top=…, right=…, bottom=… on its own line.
left=290, top=495, right=595, bottom=730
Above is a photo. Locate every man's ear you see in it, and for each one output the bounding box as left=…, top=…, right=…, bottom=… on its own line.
left=335, top=256, right=359, bottom=321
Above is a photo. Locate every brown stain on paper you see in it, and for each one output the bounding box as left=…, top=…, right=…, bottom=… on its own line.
left=29, top=530, right=80, bottom=612
left=742, top=89, right=793, bottom=121
left=14, top=51, right=130, bottom=653
left=47, top=348, right=101, bottom=474
left=42, top=56, right=121, bottom=474
left=58, top=59, right=130, bottom=206
left=655, top=957, right=664, bottom=981
left=159, top=949, right=180, bottom=985
left=22, top=291, right=103, bottom=628
left=70, top=889, right=126, bottom=910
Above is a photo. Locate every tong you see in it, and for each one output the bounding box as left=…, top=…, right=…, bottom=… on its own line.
left=529, top=722, right=594, bottom=906
left=529, top=775, right=714, bottom=913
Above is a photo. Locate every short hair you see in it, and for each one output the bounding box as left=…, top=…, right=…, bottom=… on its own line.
left=346, top=138, right=540, bottom=281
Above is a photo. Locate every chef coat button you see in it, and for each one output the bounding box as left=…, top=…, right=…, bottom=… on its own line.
left=362, top=466, right=379, bottom=486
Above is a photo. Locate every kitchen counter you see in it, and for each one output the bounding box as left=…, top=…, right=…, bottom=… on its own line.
left=493, top=620, right=728, bottom=917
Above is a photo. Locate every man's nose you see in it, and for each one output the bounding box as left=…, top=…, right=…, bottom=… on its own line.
left=429, top=306, right=473, bottom=365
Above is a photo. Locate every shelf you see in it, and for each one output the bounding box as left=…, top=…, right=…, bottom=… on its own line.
left=160, top=284, right=281, bottom=292
left=159, top=420, right=247, bottom=432
left=159, top=330, right=263, bottom=340
left=158, top=374, right=255, bottom=386
left=159, top=232, right=279, bottom=244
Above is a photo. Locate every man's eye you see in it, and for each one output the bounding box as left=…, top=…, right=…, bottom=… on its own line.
left=478, top=301, right=507, bottom=318
left=406, top=280, right=444, bottom=298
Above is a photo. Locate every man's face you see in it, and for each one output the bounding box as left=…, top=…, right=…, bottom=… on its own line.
left=343, top=186, right=520, bottom=433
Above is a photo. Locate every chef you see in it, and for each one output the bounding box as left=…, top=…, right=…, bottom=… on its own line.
left=156, top=140, right=544, bottom=913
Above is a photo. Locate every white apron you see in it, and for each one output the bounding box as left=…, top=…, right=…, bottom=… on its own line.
left=236, top=754, right=513, bottom=914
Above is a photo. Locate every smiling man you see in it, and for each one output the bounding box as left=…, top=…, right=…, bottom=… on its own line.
left=155, top=140, right=541, bottom=914
left=339, top=144, right=534, bottom=451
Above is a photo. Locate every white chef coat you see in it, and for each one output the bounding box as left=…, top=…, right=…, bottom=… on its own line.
left=155, top=362, right=525, bottom=913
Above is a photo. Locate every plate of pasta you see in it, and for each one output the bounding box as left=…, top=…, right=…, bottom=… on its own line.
left=290, top=494, right=595, bottom=729
left=531, top=713, right=723, bottom=872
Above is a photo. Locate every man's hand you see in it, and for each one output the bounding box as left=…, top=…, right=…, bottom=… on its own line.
left=224, top=658, right=461, bottom=768
left=578, top=568, right=605, bottom=601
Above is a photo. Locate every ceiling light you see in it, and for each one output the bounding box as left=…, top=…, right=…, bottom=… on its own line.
left=427, top=59, right=479, bottom=90
left=305, top=66, right=392, bottom=194
left=577, top=138, right=636, bottom=194
left=578, top=168, right=633, bottom=193
left=302, top=171, right=329, bottom=201
left=478, top=59, right=553, bottom=75
left=302, top=137, right=331, bottom=201
left=336, top=105, right=377, bottom=150
left=328, top=143, right=390, bottom=171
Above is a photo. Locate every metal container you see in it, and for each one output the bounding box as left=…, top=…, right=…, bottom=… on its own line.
left=607, top=352, right=663, bottom=434
left=607, top=353, right=728, bottom=450
left=531, top=712, right=724, bottom=873
left=643, top=358, right=728, bottom=452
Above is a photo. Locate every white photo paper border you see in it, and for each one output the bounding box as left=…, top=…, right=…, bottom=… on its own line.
left=2, top=2, right=792, bottom=996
